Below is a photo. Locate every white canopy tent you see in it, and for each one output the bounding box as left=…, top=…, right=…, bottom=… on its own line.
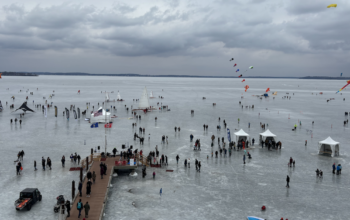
left=318, top=137, right=339, bottom=157
left=234, top=129, right=250, bottom=146
left=259, top=129, right=277, bottom=142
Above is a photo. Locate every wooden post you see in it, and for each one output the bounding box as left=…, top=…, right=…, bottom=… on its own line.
left=80, top=167, right=83, bottom=182
left=86, top=156, right=89, bottom=171
left=72, top=180, right=75, bottom=200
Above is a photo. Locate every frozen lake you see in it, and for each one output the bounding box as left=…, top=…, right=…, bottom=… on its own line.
left=1, top=76, right=349, bottom=220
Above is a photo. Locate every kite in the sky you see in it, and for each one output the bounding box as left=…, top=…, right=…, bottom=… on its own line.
left=234, top=64, right=237, bottom=67
left=15, top=102, right=35, bottom=113
left=266, top=88, right=270, bottom=92
left=229, top=58, right=234, bottom=61
left=78, top=90, right=80, bottom=94
left=242, top=79, right=245, bottom=82
left=249, top=66, right=253, bottom=69
left=238, top=74, right=243, bottom=78
left=327, top=4, right=337, bottom=8
left=236, top=69, right=239, bottom=72
left=341, top=73, right=343, bottom=77
left=336, top=80, right=350, bottom=94
left=244, top=85, right=249, bottom=92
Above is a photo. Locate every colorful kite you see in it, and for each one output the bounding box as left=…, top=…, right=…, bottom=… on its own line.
left=78, top=90, right=80, bottom=94
left=266, top=88, right=270, bottom=92
left=234, top=64, right=237, bottom=67
left=242, top=79, right=245, bottom=82
left=336, top=80, right=350, bottom=94
left=244, top=85, right=249, bottom=92
left=230, top=58, right=234, bottom=61
left=249, top=66, right=253, bottom=69
left=238, top=74, right=243, bottom=78
left=327, top=4, right=337, bottom=8
left=236, top=69, right=240, bottom=72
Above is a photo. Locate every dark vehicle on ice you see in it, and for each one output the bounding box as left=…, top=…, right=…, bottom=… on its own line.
left=15, top=188, right=42, bottom=211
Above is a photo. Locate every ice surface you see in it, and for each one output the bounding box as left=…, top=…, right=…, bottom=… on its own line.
left=0, top=76, right=349, bottom=220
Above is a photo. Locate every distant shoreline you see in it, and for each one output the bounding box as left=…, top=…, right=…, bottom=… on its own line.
left=1, top=72, right=345, bottom=80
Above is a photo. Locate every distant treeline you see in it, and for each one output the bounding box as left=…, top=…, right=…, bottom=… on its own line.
left=1, top=72, right=37, bottom=76
left=0, top=71, right=345, bottom=79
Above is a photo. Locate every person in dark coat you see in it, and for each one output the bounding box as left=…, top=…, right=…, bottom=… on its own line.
left=286, top=175, right=290, bottom=188
left=42, top=157, right=46, bottom=171
left=65, top=200, right=71, bottom=217
left=84, top=201, right=90, bottom=218
left=61, top=156, right=65, bottom=167
left=78, top=181, right=83, bottom=196
left=87, top=171, right=92, bottom=181
left=86, top=180, right=92, bottom=197
left=100, top=166, right=104, bottom=179
left=103, top=163, right=107, bottom=175
left=332, top=163, right=336, bottom=174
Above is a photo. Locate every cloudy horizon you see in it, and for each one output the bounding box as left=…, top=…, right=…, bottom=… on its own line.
left=0, top=0, right=349, bottom=77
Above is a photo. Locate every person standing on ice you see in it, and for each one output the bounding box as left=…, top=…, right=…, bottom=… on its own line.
left=286, top=175, right=290, bottom=188
left=333, top=163, right=336, bottom=174
left=42, top=157, right=46, bottom=171
left=243, top=154, right=246, bottom=164
left=160, top=188, right=162, bottom=196
left=34, top=160, right=37, bottom=171
left=61, top=156, right=65, bottom=167
left=176, top=155, right=179, bottom=164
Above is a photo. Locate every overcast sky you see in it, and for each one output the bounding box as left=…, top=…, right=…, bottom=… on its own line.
left=0, top=0, right=349, bottom=76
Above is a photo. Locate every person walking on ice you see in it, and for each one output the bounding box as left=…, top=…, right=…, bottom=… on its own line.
left=160, top=188, right=162, bottom=196
left=286, top=175, right=290, bottom=188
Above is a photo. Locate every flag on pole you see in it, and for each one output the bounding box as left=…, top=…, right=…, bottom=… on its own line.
left=94, top=109, right=103, bottom=117
left=91, top=123, right=98, bottom=128
left=104, top=123, right=112, bottom=128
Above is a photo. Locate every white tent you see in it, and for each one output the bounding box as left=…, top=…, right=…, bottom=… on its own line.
left=259, top=129, right=277, bottom=142
left=234, top=129, right=250, bottom=145
left=138, top=87, right=150, bottom=109
left=318, top=136, right=339, bottom=157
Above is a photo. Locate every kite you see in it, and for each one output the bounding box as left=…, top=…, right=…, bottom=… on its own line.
left=236, top=69, right=239, bottom=72
left=341, top=73, right=343, bottom=77
left=242, top=79, right=245, bottom=82
left=327, top=4, right=337, bottom=8
left=78, top=90, right=80, bottom=94
left=14, top=102, right=35, bottom=113
left=266, top=88, right=270, bottom=92
left=229, top=58, right=234, bottom=61
left=238, top=74, right=243, bottom=78
left=336, top=80, right=350, bottom=94
left=244, top=85, right=249, bottom=92
left=234, top=64, right=237, bottom=67
left=249, top=66, right=253, bottom=69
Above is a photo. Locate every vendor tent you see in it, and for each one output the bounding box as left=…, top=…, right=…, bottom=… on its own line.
left=234, top=129, right=250, bottom=145
left=259, top=129, right=277, bottom=142
left=318, top=136, right=339, bottom=157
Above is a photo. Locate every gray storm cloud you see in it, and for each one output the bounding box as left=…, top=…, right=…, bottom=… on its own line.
left=0, top=0, right=349, bottom=76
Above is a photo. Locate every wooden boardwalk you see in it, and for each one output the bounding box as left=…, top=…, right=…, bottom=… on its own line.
left=68, top=157, right=118, bottom=220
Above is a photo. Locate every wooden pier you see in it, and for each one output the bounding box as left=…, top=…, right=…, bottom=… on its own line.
left=68, top=155, right=144, bottom=220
